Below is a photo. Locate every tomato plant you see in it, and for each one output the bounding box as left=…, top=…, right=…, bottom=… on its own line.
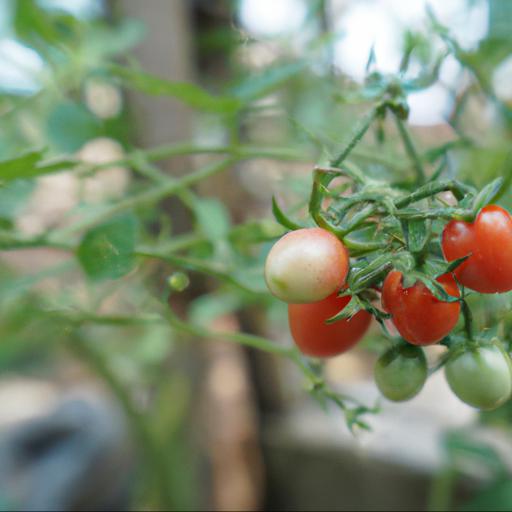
left=3, top=0, right=512, bottom=451
left=265, top=227, right=349, bottom=303
left=288, top=293, right=371, bottom=357
left=442, top=205, right=512, bottom=293
left=374, top=344, right=427, bottom=402
left=445, top=343, right=512, bottom=410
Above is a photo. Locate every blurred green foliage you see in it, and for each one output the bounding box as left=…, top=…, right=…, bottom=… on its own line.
left=1, top=0, right=512, bottom=510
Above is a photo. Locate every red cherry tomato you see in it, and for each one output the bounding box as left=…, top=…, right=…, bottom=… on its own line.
left=381, top=271, right=460, bottom=345
left=442, top=205, right=512, bottom=293
left=265, top=227, right=349, bottom=304
left=288, top=293, right=372, bottom=357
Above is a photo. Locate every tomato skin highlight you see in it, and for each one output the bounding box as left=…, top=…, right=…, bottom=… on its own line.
left=445, top=344, right=512, bottom=410
left=265, top=228, right=349, bottom=304
left=288, top=293, right=371, bottom=357
left=442, top=205, right=512, bottom=293
left=374, top=344, right=427, bottom=402
left=381, top=271, right=460, bottom=346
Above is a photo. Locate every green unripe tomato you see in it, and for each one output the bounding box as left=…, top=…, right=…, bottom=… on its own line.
left=168, top=271, right=190, bottom=292
left=374, top=344, right=428, bottom=402
left=445, top=343, right=512, bottom=410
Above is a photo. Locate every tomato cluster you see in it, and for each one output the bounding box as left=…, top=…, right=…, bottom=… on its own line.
left=265, top=205, right=512, bottom=411
left=265, top=227, right=372, bottom=358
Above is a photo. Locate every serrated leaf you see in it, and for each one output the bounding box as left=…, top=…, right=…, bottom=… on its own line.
left=109, top=64, right=241, bottom=113
left=326, top=295, right=362, bottom=324
left=271, top=196, right=302, bottom=230
left=472, top=177, right=504, bottom=214
left=77, top=214, right=138, bottom=280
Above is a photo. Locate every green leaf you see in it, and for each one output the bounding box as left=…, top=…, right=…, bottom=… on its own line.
left=348, top=253, right=395, bottom=292
left=193, top=198, right=231, bottom=242
left=0, top=150, right=42, bottom=180
left=229, top=219, right=285, bottom=247
left=443, top=255, right=470, bottom=275
left=326, top=295, right=362, bottom=324
left=422, top=256, right=469, bottom=278
left=46, top=102, right=101, bottom=152
left=0, top=150, right=76, bottom=183
left=231, top=61, right=306, bottom=102
left=392, top=252, right=416, bottom=273
left=272, top=196, right=302, bottom=230
left=0, top=181, right=34, bottom=219
left=404, top=218, right=431, bottom=253
left=460, top=479, right=512, bottom=512
left=77, top=214, right=138, bottom=280
left=87, top=19, right=145, bottom=58
left=472, top=177, right=504, bottom=214
left=14, top=0, right=62, bottom=45
left=359, top=297, right=391, bottom=321
left=109, top=65, right=241, bottom=113
left=410, top=272, right=460, bottom=303
left=443, top=430, right=508, bottom=477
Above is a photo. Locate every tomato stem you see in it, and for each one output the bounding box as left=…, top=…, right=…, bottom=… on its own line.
left=393, top=114, right=427, bottom=185
left=330, top=105, right=382, bottom=167
left=460, top=298, right=475, bottom=342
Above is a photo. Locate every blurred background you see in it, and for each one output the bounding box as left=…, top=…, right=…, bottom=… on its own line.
left=1, top=0, right=512, bottom=510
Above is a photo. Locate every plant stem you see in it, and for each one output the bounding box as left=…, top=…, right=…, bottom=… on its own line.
left=166, top=303, right=294, bottom=358
left=82, top=143, right=306, bottom=176
left=394, top=180, right=473, bottom=208
left=70, top=336, right=175, bottom=511
left=136, top=250, right=266, bottom=295
left=49, top=157, right=236, bottom=240
left=394, top=115, right=427, bottom=185
left=331, top=106, right=380, bottom=167
left=317, top=179, right=473, bottom=238
left=393, top=207, right=471, bottom=221
left=461, top=298, right=475, bottom=341
left=427, top=466, right=455, bottom=512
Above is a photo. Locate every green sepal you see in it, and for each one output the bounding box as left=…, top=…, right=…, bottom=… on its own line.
left=271, top=196, right=303, bottom=231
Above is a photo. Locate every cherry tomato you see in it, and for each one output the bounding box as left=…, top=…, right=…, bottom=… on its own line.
left=374, top=344, right=427, bottom=401
left=442, top=205, right=512, bottom=293
left=265, top=227, right=349, bottom=303
left=445, top=343, right=512, bottom=410
left=288, top=293, right=371, bottom=357
left=381, top=271, right=460, bottom=345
